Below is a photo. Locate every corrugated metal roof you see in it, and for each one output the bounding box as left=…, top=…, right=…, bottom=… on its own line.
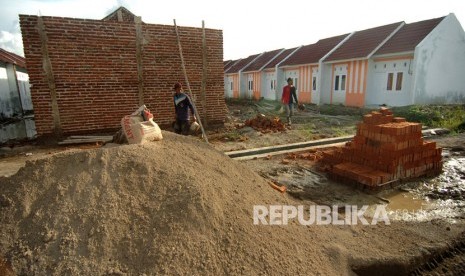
left=281, top=34, right=349, bottom=66
left=0, top=48, right=26, bottom=68
left=263, top=47, right=298, bottom=69
left=325, top=22, right=403, bottom=61
left=242, top=48, right=283, bottom=72
left=225, top=54, right=260, bottom=74
left=375, top=17, right=444, bottom=56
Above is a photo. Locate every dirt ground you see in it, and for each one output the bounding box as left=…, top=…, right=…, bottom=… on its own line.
left=1, top=101, right=465, bottom=274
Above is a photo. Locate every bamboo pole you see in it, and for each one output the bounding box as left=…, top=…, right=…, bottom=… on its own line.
left=173, top=19, right=209, bottom=143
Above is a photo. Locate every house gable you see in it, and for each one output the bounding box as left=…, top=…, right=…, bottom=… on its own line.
left=102, top=6, right=139, bottom=22
left=375, top=17, right=445, bottom=56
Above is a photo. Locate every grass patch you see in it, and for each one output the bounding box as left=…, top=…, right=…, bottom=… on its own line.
left=391, top=105, right=465, bottom=132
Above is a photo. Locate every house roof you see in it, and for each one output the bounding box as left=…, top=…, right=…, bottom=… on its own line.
left=263, top=47, right=298, bottom=69
left=375, top=17, right=444, bottom=56
left=242, top=48, right=283, bottom=72
left=224, top=60, right=232, bottom=68
left=0, top=48, right=26, bottom=68
left=225, top=54, right=260, bottom=74
left=224, top=59, right=239, bottom=72
left=280, top=34, right=349, bottom=66
left=325, top=22, right=403, bottom=61
left=102, top=6, right=139, bottom=22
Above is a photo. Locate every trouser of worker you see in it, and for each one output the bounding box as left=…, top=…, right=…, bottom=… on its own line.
left=284, top=103, right=294, bottom=124
left=174, top=119, right=190, bottom=135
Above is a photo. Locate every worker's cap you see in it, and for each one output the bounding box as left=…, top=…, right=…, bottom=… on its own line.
left=173, top=82, right=182, bottom=90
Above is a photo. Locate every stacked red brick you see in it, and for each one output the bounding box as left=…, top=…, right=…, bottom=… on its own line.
left=322, top=107, right=442, bottom=188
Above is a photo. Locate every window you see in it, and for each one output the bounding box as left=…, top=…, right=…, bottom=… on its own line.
left=294, top=78, right=298, bottom=90
left=341, top=75, right=346, bottom=91
left=334, top=76, right=340, bottom=91
left=387, top=73, right=393, bottom=90
left=230, top=81, right=233, bottom=90
left=270, top=80, right=273, bottom=90
left=396, top=72, right=403, bottom=91
left=312, top=77, right=316, bottom=91
left=273, top=80, right=276, bottom=90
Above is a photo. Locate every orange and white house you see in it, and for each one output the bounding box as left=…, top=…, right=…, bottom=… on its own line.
left=224, top=14, right=465, bottom=107
left=279, top=34, right=349, bottom=104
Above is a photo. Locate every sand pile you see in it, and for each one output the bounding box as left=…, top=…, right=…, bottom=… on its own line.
left=0, top=132, right=336, bottom=275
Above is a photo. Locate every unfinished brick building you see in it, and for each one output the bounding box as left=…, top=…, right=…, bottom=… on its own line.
left=19, top=7, right=226, bottom=137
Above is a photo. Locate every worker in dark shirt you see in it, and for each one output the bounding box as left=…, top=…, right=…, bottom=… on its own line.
left=281, top=77, right=298, bottom=125
left=173, top=82, right=196, bottom=135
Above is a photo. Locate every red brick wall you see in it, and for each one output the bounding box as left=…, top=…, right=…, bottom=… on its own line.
left=19, top=15, right=226, bottom=136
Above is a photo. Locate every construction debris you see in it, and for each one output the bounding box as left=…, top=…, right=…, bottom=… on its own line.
left=243, top=114, right=286, bottom=133
left=319, top=107, right=443, bottom=189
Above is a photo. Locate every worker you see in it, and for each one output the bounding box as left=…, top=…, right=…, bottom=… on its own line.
left=173, top=82, right=196, bottom=135
left=281, top=77, right=298, bottom=125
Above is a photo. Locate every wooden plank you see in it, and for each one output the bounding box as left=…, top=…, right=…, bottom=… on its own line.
left=68, top=135, right=114, bottom=139
left=58, top=138, right=113, bottom=145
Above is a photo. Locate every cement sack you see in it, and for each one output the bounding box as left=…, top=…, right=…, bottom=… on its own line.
left=121, top=106, right=163, bottom=144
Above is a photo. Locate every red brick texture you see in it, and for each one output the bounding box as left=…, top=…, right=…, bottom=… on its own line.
left=19, top=15, right=226, bottom=137
left=321, top=107, right=442, bottom=188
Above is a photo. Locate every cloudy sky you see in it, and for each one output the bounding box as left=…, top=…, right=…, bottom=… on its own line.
left=0, top=0, right=463, bottom=61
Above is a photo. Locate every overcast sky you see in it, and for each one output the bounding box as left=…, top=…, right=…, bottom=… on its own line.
left=0, top=0, right=464, bottom=61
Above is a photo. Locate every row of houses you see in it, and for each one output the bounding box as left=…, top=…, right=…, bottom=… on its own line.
left=224, top=14, right=465, bottom=107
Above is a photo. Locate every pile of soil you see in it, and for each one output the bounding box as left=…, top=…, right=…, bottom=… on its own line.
left=0, top=132, right=336, bottom=275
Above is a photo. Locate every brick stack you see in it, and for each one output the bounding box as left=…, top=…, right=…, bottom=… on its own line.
left=321, top=107, right=442, bottom=188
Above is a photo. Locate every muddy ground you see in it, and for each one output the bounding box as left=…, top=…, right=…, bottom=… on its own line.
left=1, top=100, right=465, bottom=274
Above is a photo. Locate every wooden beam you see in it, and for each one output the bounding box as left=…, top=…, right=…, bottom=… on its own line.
left=201, top=20, right=208, bottom=127
left=37, top=16, right=62, bottom=137
left=135, top=16, right=144, bottom=105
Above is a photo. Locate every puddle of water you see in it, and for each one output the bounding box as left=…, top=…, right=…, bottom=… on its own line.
left=384, top=191, right=426, bottom=212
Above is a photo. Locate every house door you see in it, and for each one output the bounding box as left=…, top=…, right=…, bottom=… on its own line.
left=311, top=67, right=318, bottom=104
left=332, top=65, right=347, bottom=104
left=264, top=72, right=276, bottom=100
left=247, top=75, right=254, bottom=99
left=226, top=76, right=233, bottom=98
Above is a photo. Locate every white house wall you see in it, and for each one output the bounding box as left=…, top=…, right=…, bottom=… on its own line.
left=413, top=14, right=465, bottom=104
left=366, top=58, right=413, bottom=106
left=320, top=64, right=333, bottom=104
left=283, top=69, right=299, bottom=100
left=225, top=75, right=233, bottom=98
